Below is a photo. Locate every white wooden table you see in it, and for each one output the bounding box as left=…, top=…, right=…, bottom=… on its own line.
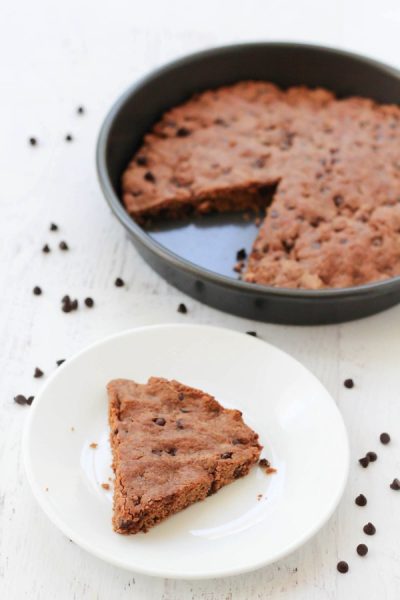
left=2, top=0, right=400, bottom=597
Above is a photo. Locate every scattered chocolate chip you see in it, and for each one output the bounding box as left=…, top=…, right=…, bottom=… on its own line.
left=221, top=452, right=233, bottom=459
left=65, top=134, right=73, bottom=142
left=59, top=241, right=69, bottom=251
left=380, top=432, right=391, bottom=444
left=14, top=394, right=28, bottom=405
left=176, top=127, right=191, bottom=137
left=26, top=396, right=34, bottom=405
left=355, top=494, right=367, bottom=507
left=61, top=295, right=78, bottom=313
left=177, top=303, right=187, bottom=314
left=42, top=244, right=50, bottom=253
left=144, top=171, right=156, bottom=183
left=357, top=544, right=368, bottom=557
left=29, top=137, right=37, bottom=146
left=178, top=392, right=184, bottom=401
left=33, top=286, right=42, bottom=295
left=50, top=223, right=58, bottom=231
left=34, top=367, right=44, bottom=378
left=56, top=359, right=65, bottom=366
left=390, top=478, right=400, bottom=490
left=84, top=297, right=94, bottom=308
left=344, top=378, right=354, bottom=389
left=363, top=522, right=376, bottom=536
left=176, top=419, right=184, bottom=429
left=259, top=458, right=271, bottom=468
left=246, top=331, right=257, bottom=337
left=115, top=277, right=124, bottom=287
left=77, top=106, right=85, bottom=115
left=359, top=456, right=370, bottom=468
left=153, top=418, right=166, bottom=426
left=136, top=155, right=148, bottom=166
left=336, top=561, right=349, bottom=573
left=166, top=448, right=177, bottom=456
left=366, top=451, right=377, bottom=462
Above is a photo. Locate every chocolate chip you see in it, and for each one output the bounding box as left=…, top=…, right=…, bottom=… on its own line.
left=282, top=239, right=294, bottom=252
left=214, top=117, right=227, bottom=126
left=207, top=481, right=218, bottom=496
left=372, top=237, right=383, bottom=247
left=344, top=378, right=354, bottom=389
left=236, top=248, right=247, bottom=261
left=363, top=522, right=376, bottom=535
left=56, top=359, right=65, bottom=366
left=355, top=494, right=367, bottom=506
left=359, top=456, right=370, bottom=468
left=366, top=451, right=377, bottom=462
left=33, top=286, right=42, bottom=295
left=246, top=331, right=257, bottom=337
left=34, top=367, right=44, bottom=378
left=178, top=392, right=184, bottom=401
left=26, top=396, right=34, bottom=405
left=50, top=223, right=58, bottom=231
left=176, top=419, right=184, bottom=429
left=144, top=171, right=156, bottom=183
left=136, top=155, right=148, bottom=166
left=259, top=458, right=271, bottom=468
left=84, top=297, right=94, bottom=307
left=336, top=561, right=349, bottom=573
left=176, top=127, right=191, bottom=137
left=356, top=544, right=368, bottom=557
left=115, top=277, right=124, bottom=287
left=65, top=134, right=73, bottom=142
left=177, top=303, right=187, bottom=314
left=29, top=137, right=37, bottom=146
left=166, top=447, right=177, bottom=456
left=42, top=244, right=50, bottom=253
left=233, top=466, right=246, bottom=478
left=333, top=194, right=343, bottom=207
left=221, top=452, right=233, bottom=459
left=14, top=394, right=28, bottom=405
left=61, top=295, right=78, bottom=313
left=153, top=418, right=166, bottom=426
left=77, top=106, right=85, bottom=115
left=59, top=241, right=69, bottom=251
left=390, top=478, right=400, bottom=490
left=151, top=449, right=162, bottom=456
left=380, top=432, right=390, bottom=444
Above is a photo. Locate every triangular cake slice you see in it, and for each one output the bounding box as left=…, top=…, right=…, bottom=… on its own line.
left=108, top=377, right=262, bottom=534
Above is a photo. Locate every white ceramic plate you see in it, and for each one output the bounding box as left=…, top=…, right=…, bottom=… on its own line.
left=23, top=324, right=349, bottom=579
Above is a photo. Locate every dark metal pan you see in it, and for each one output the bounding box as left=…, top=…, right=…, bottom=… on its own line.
left=96, top=42, right=400, bottom=324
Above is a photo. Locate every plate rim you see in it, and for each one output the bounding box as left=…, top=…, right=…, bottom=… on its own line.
left=23, top=323, right=350, bottom=579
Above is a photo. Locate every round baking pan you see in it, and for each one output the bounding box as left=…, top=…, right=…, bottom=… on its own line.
left=96, top=42, right=400, bottom=325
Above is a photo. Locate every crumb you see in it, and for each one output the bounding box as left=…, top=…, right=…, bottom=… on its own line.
left=233, top=261, right=245, bottom=273
left=45, top=487, right=49, bottom=492
left=70, top=427, right=75, bottom=432
left=101, top=483, right=110, bottom=490
left=257, top=493, right=263, bottom=501
left=267, top=467, right=277, bottom=474
left=89, top=442, right=98, bottom=449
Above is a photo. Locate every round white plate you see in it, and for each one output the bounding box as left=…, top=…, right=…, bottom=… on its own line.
left=23, top=324, right=349, bottom=579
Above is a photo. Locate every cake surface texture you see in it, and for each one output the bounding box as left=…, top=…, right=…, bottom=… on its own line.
left=108, top=377, right=262, bottom=534
left=121, top=81, right=400, bottom=289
